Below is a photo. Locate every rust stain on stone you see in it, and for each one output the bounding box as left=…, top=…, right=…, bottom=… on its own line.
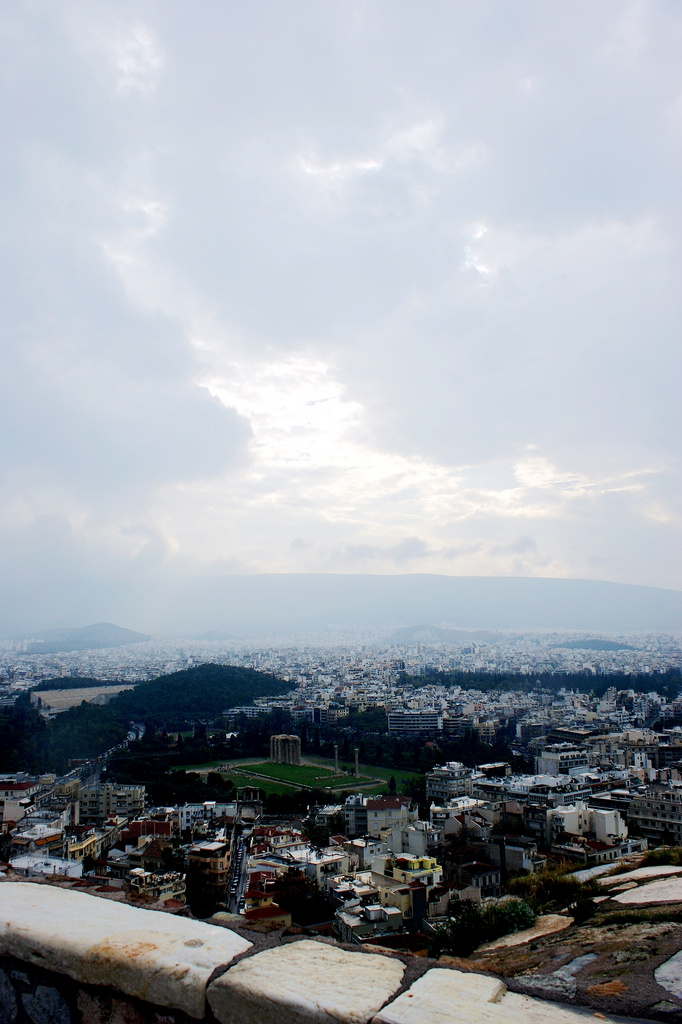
left=587, top=979, right=628, bottom=997
left=90, top=940, right=160, bottom=962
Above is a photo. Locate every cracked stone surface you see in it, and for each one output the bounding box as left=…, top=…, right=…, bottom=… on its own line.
left=372, top=968, right=633, bottom=1024
left=516, top=953, right=599, bottom=1001
left=208, top=939, right=405, bottom=1024
left=0, top=882, right=252, bottom=1018
left=598, top=866, right=682, bottom=887
left=612, top=878, right=682, bottom=905
left=373, top=969, right=506, bottom=1024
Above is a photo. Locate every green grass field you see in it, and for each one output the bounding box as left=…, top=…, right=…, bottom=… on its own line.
left=174, top=753, right=423, bottom=796
left=242, top=761, right=353, bottom=788
left=304, top=755, right=423, bottom=788
left=217, top=772, right=293, bottom=796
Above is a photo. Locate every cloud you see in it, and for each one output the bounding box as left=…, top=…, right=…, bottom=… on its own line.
left=0, top=0, right=680, bottom=632
left=345, top=536, right=432, bottom=565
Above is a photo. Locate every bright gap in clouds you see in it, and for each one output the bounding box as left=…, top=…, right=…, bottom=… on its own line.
left=186, top=353, right=660, bottom=579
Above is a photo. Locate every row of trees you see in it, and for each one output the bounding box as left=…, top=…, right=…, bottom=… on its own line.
left=408, top=668, right=682, bottom=702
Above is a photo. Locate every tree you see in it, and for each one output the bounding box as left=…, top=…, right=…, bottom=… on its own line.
left=82, top=854, right=96, bottom=875
left=328, top=811, right=347, bottom=836
left=429, top=899, right=535, bottom=958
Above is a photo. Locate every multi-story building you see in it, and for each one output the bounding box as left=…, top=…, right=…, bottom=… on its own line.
left=458, top=861, right=501, bottom=899
left=178, top=801, right=237, bottom=832
left=11, top=822, right=65, bottom=859
left=545, top=801, right=629, bottom=845
left=65, top=826, right=102, bottom=862
left=536, top=744, right=589, bottom=777
left=0, top=777, right=41, bottom=824
left=335, top=903, right=404, bottom=944
left=387, top=710, right=443, bottom=736
left=628, top=784, right=682, bottom=844
left=365, top=797, right=416, bottom=838
left=425, top=762, right=473, bottom=802
left=79, top=783, right=146, bottom=824
left=485, top=835, right=547, bottom=874
left=187, top=839, right=230, bottom=905
left=344, top=794, right=368, bottom=836
left=344, top=794, right=416, bottom=837
left=388, top=820, right=443, bottom=858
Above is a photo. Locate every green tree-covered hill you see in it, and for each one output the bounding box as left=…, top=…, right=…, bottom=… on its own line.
left=0, top=664, right=293, bottom=774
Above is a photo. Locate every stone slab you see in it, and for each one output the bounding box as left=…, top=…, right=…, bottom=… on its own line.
left=373, top=968, right=628, bottom=1024
left=373, top=969, right=505, bottom=1024
left=598, top=864, right=682, bottom=886
left=477, top=914, right=572, bottom=951
left=655, top=950, right=682, bottom=999
left=612, top=877, right=682, bottom=904
left=0, top=881, right=251, bottom=1018
left=208, top=939, right=404, bottom=1024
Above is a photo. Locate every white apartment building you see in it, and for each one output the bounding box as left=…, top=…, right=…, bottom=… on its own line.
left=546, top=801, right=628, bottom=845
left=425, top=762, right=473, bottom=802
left=536, top=744, right=589, bottom=777
left=387, top=710, right=443, bottom=735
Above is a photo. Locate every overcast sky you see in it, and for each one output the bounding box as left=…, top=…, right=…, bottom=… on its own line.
left=2, top=1, right=681, bottom=630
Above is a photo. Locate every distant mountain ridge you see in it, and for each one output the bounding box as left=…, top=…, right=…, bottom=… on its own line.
left=155, top=574, right=682, bottom=636
left=388, top=625, right=502, bottom=644
left=19, top=622, right=151, bottom=654
left=11, top=576, right=682, bottom=641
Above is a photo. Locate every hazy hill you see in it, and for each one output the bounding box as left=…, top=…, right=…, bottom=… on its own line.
left=152, top=574, right=682, bottom=636
left=549, top=638, right=636, bottom=652
left=388, top=625, right=503, bottom=644
left=20, top=622, right=151, bottom=654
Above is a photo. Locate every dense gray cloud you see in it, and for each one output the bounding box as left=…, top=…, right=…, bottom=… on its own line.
left=0, top=0, right=680, bottom=632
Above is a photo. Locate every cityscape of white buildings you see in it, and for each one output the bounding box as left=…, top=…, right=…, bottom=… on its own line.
left=0, top=629, right=680, bottom=707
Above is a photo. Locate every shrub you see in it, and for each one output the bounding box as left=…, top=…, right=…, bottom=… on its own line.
left=507, top=865, right=597, bottom=913
left=643, top=846, right=682, bottom=867
left=428, top=898, right=535, bottom=958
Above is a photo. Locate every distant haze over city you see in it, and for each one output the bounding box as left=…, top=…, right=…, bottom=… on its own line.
left=4, top=575, right=681, bottom=640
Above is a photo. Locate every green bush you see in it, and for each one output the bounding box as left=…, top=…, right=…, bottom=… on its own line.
left=428, top=898, right=535, bottom=958
left=643, top=846, right=682, bottom=866
left=507, top=865, right=596, bottom=913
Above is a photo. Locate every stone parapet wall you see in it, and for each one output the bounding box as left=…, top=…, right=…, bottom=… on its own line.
left=0, top=880, right=634, bottom=1024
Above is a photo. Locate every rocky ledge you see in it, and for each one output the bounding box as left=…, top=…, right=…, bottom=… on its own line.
left=0, top=879, right=664, bottom=1024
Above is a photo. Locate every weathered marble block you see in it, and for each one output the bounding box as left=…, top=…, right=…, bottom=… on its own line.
left=208, top=939, right=404, bottom=1024
left=0, top=882, right=251, bottom=1018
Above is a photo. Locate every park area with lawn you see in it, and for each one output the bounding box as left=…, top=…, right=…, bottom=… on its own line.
left=174, top=753, right=422, bottom=797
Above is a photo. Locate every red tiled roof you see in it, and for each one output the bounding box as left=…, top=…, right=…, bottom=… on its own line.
left=142, top=840, right=167, bottom=859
